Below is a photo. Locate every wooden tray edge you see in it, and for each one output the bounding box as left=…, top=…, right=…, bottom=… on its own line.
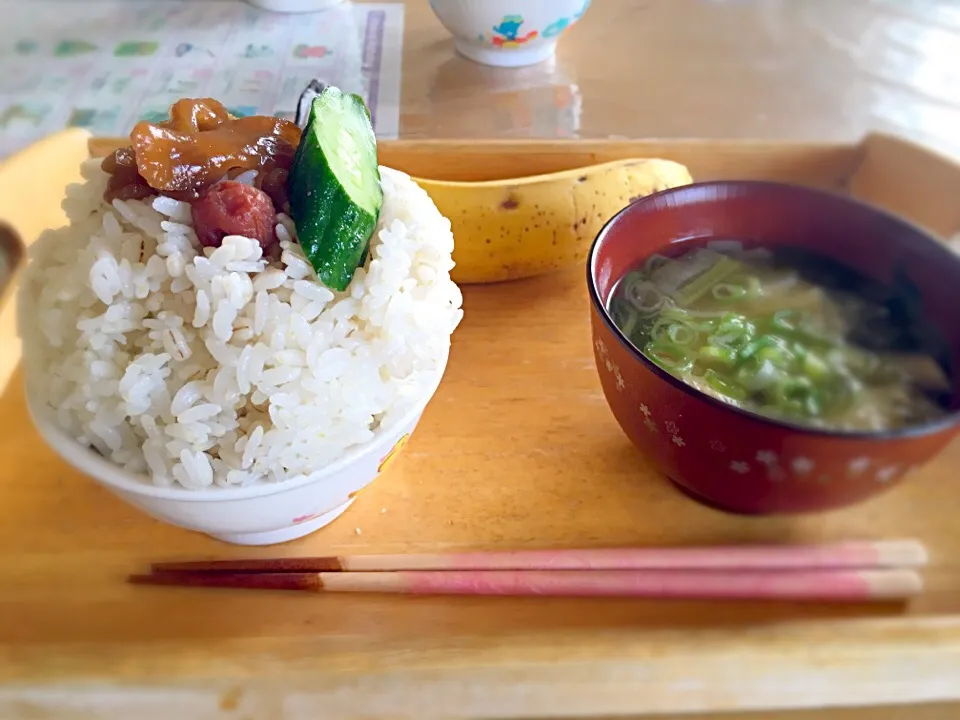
left=849, top=132, right=960, bottom=237
left=1, top=616, right=959, bottom=717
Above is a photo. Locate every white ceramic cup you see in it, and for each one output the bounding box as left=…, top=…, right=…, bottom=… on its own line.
left=428, top=0, right=591, bottom=67
left=26, top=352, right=448, bottom=546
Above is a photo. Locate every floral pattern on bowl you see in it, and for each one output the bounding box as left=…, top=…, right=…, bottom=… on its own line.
left=591, top=326, right=936, bottom=514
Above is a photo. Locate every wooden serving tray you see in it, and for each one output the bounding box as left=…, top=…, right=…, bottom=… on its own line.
left=1, top=133, right=959, bottom=719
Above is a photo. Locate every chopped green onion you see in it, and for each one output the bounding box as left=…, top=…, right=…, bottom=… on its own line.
left=777, top=399, right=806, bottom=417
left=691, top=319, right=719, bottom=333
left=771, top=308, right=835, bottom=345
left=804, top=393, right=822, bottom=417
left=802, top=351, right=830, bottom=381
left=703, top=368, right=748, bottom=400
left=624, top=277, right=666, bottom=315
left=757, top=344, right=796, bottom=368
left=614, top=303, right=640, bottom=339
left=819, top=375, right=856, bottom=415
left=667, top=323, right=697, bottom=346
left=716, top=313, right=756, bottom=338
left=719, top=312, right=746, bottom=329
left=652, top=318, right=703, bottom=343
left=772, top=309, right=803, bottom=333
left=659, top=307, right=719, bottom=333
left=657, top=307, right=684, bottom=322
left=711, top=283, right=747, bottom=301
left=775, top=376, right=814, bottom=403
left=693, top=319, right=719, bottom=333
left=708, top=330, right=752, bottom=351
left=644, top=341, right=694, bottom=373
left=739, top=335, right=787, bottom=361
left=777, top=377, right=809, bottom=394
left=660, top=307, right=725, bottom=322
left=698, top=345, right=737, bottom=365
left=649, top=319, right=669, bottom=342
left=673, top=256, right=742, bottom=305
left=737, top=357, right=781, bottom=390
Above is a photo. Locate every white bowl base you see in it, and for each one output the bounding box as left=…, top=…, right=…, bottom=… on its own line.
left=454, top=39, right=557, bottom=67
left=208, top=498, right=355, bottom=545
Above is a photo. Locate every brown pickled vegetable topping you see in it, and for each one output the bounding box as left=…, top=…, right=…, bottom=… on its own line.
left=102, top=98, right=302, bottom=205
left=102, top=146, right=153, bottom=202
left=129, top=115, right=301, bottom=201
left=166, top=97, right=231, bottom=132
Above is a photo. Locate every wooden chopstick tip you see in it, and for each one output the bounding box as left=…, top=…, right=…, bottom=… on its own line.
left=128, top=571, right=323, bottom=592
left=150, top=556, right=345, bottom=574
left=873, top=539, right=928, bottom=568
left=862, top=569, right=924, bottom=599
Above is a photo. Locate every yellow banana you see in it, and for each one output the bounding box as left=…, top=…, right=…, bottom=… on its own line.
left=412, top=158, right=693, bottom=284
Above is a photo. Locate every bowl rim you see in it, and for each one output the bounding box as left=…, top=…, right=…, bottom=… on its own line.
left=586, top=179, right=960, bottom=441
left=25, top=347, right=450, bottom=502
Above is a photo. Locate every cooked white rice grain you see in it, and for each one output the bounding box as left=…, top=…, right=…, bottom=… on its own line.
left=19, top=165, right=463, bottom=489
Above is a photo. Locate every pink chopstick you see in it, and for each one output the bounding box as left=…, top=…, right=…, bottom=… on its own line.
left=150, top=539, right=927, bottom=574
left=129, top=567, right=922, bottom=602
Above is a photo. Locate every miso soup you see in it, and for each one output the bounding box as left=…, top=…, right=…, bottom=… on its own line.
left=607, top=240, right=953, bottom=432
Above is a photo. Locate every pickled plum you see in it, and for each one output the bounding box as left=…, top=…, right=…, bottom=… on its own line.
left=191, top=182, right=278, bottom=251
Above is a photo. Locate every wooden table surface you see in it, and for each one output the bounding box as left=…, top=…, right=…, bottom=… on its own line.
left=399, top=0, right=960, bottom=159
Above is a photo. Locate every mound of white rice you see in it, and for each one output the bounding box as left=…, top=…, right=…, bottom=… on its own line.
left=18, top=161, right=463, bottom=489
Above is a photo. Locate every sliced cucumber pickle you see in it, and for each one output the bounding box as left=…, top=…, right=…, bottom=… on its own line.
left=289, top=86, right=382, bottom=292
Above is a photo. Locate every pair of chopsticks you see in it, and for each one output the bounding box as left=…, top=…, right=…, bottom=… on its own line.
left=130, top=540, right=928, bottom=602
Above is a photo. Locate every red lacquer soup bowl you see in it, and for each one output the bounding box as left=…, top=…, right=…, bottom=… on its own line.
left=587, top=181, right=960, bottom=514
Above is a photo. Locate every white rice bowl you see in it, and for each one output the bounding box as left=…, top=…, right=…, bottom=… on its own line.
left=18, top=160, right=463, bottom=491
